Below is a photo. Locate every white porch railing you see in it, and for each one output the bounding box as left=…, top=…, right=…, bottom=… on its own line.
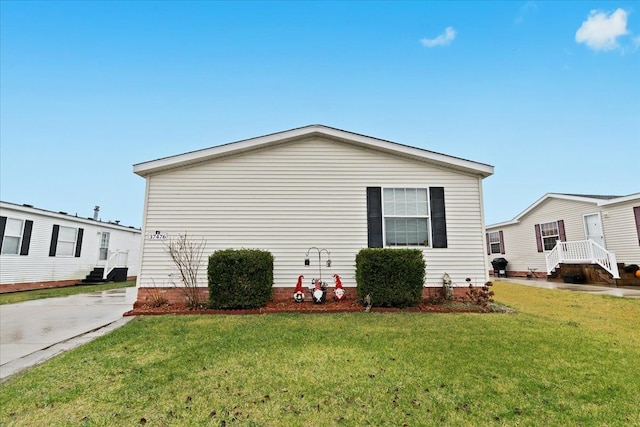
left=103, top=250, right=130, bottom=280
left=546, top=240, right=620, bottom=279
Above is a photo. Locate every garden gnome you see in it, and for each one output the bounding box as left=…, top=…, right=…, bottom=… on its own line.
left=294, top=275, right=305, bottom=303
left=333, top=273, right=345, bottom=301
left=312, top=279, right=324, bottom=304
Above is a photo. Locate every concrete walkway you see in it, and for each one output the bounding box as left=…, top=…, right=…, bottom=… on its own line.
left=0, top=287, right=137, bottom=381
left=494, top=278, right=640, bottom=298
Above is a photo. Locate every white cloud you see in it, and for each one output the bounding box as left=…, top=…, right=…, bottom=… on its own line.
left=575, top=8, right=629, bottom=51
left=420, top=27, right=457, bottom=47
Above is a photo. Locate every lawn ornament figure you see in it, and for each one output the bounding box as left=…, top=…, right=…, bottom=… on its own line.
left=363, top=293, right=372, bottom=312
left=312, top=278, right=326, bottom=304
left=333, top=273, right=345, bottom=301
left=442, top=272, right=454, bottom=301
left=294, top=275, right=305, bottom=303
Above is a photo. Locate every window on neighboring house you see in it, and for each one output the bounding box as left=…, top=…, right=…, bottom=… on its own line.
left=0, top=216, right=33, bottom=255
left=49, top=224, right=84, bottom=257
left=540, top=221, right=559, bottom=251
left=534, top=220, right=566, bottom=252
left=57, top=226, right=77, bottom=256
left=383, top=188, right=430, bottom=246
left=99, top=232, right=110, bottom=260
left=487, top=231, right=503, bottom=254
left=1, top=218, right=23, bottom=254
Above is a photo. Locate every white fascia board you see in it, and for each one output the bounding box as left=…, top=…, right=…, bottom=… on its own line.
left=486, top=193, right=588, bottom=228
left=548, top=194, right=611, bottom=204
left=485, top=192, right=625, bottom=229
left=598, top=192, right=640, bottom=206
left=133, top=125, right=494, bottom=178
left=0, top=201, right=141, bottom=232
left=133, top=126, right=315, bottom=176
left=321, top=127, right=494, bottom=178
left=485, top=220, right=518, bottom=229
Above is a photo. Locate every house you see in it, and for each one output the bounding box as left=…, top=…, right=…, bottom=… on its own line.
left=0, top=201, right=141, bottom=292
left=132, top=125, right=494, bottom=304
left=485, top=193, right=640, bottom=285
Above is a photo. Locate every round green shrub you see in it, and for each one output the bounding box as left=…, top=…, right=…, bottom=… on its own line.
left=355, top=248, right=425, bottom=307
left=208, top=249, right=274, bottom=309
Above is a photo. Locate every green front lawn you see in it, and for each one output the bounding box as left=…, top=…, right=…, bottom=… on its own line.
left=1, top=282, right=638, bottom=426
left=0, top=280, right=136, bottom=305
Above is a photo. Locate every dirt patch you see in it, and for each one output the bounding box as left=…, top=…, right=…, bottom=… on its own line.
left=125, top=298, right=506, bottom=316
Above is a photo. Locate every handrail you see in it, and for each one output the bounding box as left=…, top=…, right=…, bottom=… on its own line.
left=102, top=250, right=130, bottom=280
left=546, top=240, right=620, bottom=279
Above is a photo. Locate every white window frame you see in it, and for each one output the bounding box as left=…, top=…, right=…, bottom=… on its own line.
left=540, top=221, right=559, bottom=252
left=1, top=218, right=24, bottom=255
left=56, top=226, right=78, bottom=257
left=99, top=232, right=110, bottom=261
left=382, top=187, right=431, bottom=247
left=488, top=231, right=502, bottom=254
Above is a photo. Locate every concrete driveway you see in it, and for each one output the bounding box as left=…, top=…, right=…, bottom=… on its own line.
left=494, top=278, right=640, bottom=298
left=0, top=287, right=136, bottom=381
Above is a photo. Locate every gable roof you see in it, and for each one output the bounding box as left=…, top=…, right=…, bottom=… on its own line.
left=133, top=124, right=494, bottom=178
left=486, top=192, right=640, bottom=229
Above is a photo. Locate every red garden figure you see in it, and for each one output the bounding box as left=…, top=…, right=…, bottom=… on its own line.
left=294, top=275, right=305, bottom=303
left=333, top=273, right=345, bottom=300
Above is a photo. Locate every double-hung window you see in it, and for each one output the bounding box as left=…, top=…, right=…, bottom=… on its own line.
left=1, top=218, right=24, bottom=255
left=488, top=231, right=502, bottom=254
left=383, top=188, right=430, bottom=246
left=56, top=226, right=78, bottom=256
left=49, top=224, right=83, bottom=257
left=540, top=221, right=559, bottom=251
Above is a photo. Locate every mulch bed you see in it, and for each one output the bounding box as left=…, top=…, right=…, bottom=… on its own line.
left=125, top=298, right=497, bottom=316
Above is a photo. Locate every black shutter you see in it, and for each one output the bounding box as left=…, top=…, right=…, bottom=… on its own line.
left=485, top=233, right=491, bottom=255
left=429, top=187, right=447, bottom=248
left=0, top=216, right=6, bottom=253
left=49, top=224, right=59, bottom=256
left=534, top=224, right=543, bottom=252
left=499, top=230, right=505, bottom=254
left=20, top=220, right=33, bottom=256
left=366, top=187, right=383, bottom=248
left=75, top=228, right=84, bottom=257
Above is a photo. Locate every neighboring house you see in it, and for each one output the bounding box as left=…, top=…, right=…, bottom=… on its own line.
left=133, top=125, right=494, bottom=304
left=0, top=201, right=141, bottom=292
left=485, top=193, right=640, bottom=284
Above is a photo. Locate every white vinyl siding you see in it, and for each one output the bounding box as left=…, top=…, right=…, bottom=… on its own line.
left=139, top=137, right=489, bottom=289
left=0, top=203, right=141, bottom=285
left=600, top=201, right=640, bottom=264
left=486, top=196, right=640, bottom=274
left=486, top=199, right=594, bottom=274
left=2, top=218, right=23, bottom=255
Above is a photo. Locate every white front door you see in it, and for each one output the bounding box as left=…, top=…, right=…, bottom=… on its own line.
left=583, top=213, right=605, bottom=247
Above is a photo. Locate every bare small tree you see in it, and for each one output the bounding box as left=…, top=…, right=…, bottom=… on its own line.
left=164, top=233, right=206, bottom=308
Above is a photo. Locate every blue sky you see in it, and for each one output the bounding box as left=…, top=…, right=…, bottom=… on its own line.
left=1, top=1, right=638, bottom=228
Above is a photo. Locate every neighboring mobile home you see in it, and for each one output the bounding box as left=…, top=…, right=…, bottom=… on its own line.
left=0, top=201, right=141, bottom=292
left=485, top=193, right=640, bottom=284
left=133, top=125, right=494, bottom=304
